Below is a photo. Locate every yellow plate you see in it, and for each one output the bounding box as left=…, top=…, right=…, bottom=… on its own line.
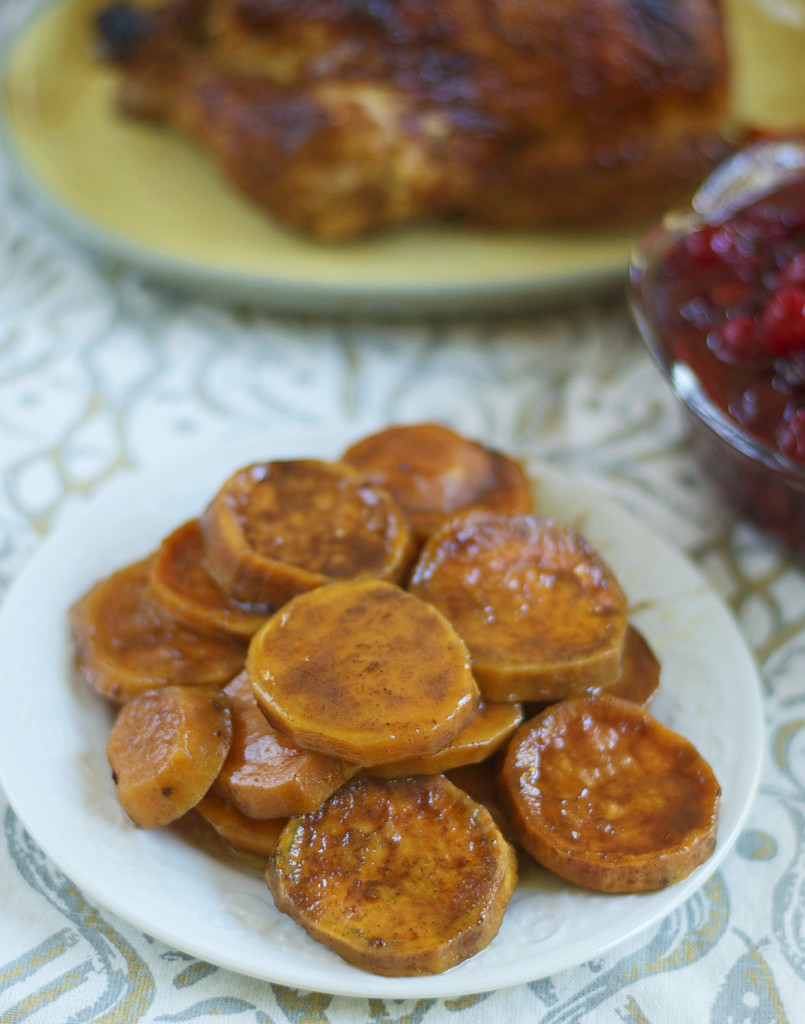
left=0, top=0, right=802, bottom=315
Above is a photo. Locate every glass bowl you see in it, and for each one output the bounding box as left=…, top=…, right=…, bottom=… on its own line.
left=628, top=138, right=805, bottom=560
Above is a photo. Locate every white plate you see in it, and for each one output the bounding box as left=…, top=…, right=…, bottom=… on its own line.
left=0, top=429, right=764, bottom=998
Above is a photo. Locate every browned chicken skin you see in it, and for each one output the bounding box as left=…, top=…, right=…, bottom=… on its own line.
left=97, top=0, right=733, bottom=240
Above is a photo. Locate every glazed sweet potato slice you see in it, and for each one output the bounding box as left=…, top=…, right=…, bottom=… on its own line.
left=523, top=623, right=661, bottom=718
left=70, top=557, right=248, bottom=703
left=199, top=458, right=415, bottom=605
left=195, top=791, right=288, bottom=857
left=342, top=422, right=534, bottom=542
left=268, top=775, right=518, bottom=976
left=213, top=670, right=358, bottom=817
left=365, top=701, right=523, bottom=778
left=500, top=693, right=721, bottom=893
left=150, top=519, right=273, bottom=637
left=409, top=511, right=629, bottom=702
left=248, top=578, right=479, bottom=766
left=605, top=624, right=661, bottom=707
left=107, top=684, right=233, bottom=829
left=444, top=758, right=515, bottom=841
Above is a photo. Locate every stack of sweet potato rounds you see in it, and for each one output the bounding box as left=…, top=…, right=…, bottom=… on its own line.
left=70, top=423, right=721, bottom=978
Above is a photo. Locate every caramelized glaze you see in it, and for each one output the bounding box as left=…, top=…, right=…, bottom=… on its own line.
left=409, top=511, right=629, bottom=701
left=268, top=775, right=518, bottom=975
left=501, top=694, right=721, bottom=892
left=70, top=557, right=247, bottom=702
left=248, top=578, right=479, bottom=765
left=200, top=459, right=415, bottom=605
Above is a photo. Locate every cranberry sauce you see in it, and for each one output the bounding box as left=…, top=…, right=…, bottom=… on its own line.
left=636, top=171, right=805, bottom=557
left=650, top=176, right=805, bottom=463
left=647, top=178, right=802, bottom=458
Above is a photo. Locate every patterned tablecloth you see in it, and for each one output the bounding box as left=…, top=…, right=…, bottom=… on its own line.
left=2, top=5, right=804, bottom=1023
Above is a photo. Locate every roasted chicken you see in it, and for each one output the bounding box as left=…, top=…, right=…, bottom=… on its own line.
left=96, top=0, right=733, bottom=240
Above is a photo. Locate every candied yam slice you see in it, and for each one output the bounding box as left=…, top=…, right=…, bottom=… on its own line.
left=342, top=422, right=534, bottom=541
left=605, top=624, right=661, bottom=708
left=409, top=512, right=629, bottom=702
left=199, top=458, right=415, bottom=605
left=268, top=775, right=518, bottom=976
left=151, top=519, right=273, bottom=637
left=195, top=791, right=288, bottom=857
left=445, top=759, right=516, bottom=841
left=213, top=670, right=358, bottom=818
left=366, top=701, right=523, bottom=778
left=523, top=624, right=661, bottom=718
left=70, top=557, right=248, bottom=703
left=248, top=578, right=479, bottom=766
left=106, top=684, right=233, bottom=829
left=500, top=694, right=721, bottom=893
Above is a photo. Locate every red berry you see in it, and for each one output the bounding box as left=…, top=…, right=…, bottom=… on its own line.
left=777, top=407, right=805, bottom=462
left=759, top=287, right=805, bottom=356
left=676, top=225, right=724, bottom=270
left=708, top=281, right=755, bottom=312
left=710, top=224, right=743, bottom=261
left=709, top=315, right=763, bottom=363
left=730, top=385, right=788, bottom=433
left=778, top=252, right=805, bottom=289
